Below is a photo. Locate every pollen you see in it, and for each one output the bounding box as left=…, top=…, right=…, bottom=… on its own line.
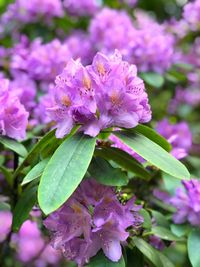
left=71, top=203, right=82, bottom=214
left=83, top=75, right=91, bottom=90
left=97, top=62, right=106, bottom=76
left=61, top=95, right=71, bottom=107
left=110, top=91, right=122, bottom=106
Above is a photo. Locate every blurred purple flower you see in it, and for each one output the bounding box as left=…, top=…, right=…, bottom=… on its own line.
left=0, top=211, right=12, bottom=242
left=156, top=119, right=192, bottom=159
left=63, top=0, right=101, bottom=16
left=1, top=0, right=63, bottom=24
left=0, top=79, right=29, bottom=140
left=44, top=179, right=143, bottom=266
left=65, top=31, right=95, bottom=65
left=48, top=50, right=151, bottom=138
left=149, top=235, right=165, bottom=251
left=170, top=179, right=200, bottom=226
left=183, top=0, right=200, bottom=31
left=129, top=10, right=175, bottom=73
left=89, top=8, right=134, bottom=58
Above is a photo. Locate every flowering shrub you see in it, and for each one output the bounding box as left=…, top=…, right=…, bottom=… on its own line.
left=0, top=1, right=200, bottom=267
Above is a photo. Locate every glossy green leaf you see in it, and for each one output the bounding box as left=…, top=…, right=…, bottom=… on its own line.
left=133, top=124, right=171, bottom=152
left=38, top=134, right=96, bottom=214
left=13, top=129, right=57, bottom=179
left=21, top=158, right=49, bottom=185
left=0, top=136, right=27, bottom=157
left=95, top=147, right=151, bottom=180
left=158, top=252, right=175, bottom=267
left=86, top=251, right=125, bottom=267
left=188, top=228, right=200, bottom=267
left=140, top=72, right=164, bottom=88
left=151, top=226, right=182, bottom=241
left=12, top=185, right=37, bottom=232
left=88, top=157, right=128, bottom=186
left=170, top=224, right=189, bottom=238
left=114, top=131, right=190, bottom=179
left=132, top=237, right=163, bottom=267
left=139, top=209, right=152, bottom=229
left=0, top=166, right=12, bottom=186
left=151, top=210, right=170, bottom=228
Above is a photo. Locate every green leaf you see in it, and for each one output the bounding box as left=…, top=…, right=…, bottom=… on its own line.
left=12, top=185, right=37, bottom=232
left=134, top=124, right=172, bottom=152
left=114, top=131, right=190, bottom=179
left=163, top=173, right=181, bottom=195
left=88, top=157, right=128, bottom=186
left=170, top=224, right=189, bottom=238
left=158, top=252, right=175, bottom=267
left=0, top=166, right=13, bottom=186
left=95, top=147, right=151, bottom=180
left=140, top=72, right=164, bottom=88
left=13, top=129, right=57, bottom=179
left=21, top=158, right=49, bottom=186
left=0, top=202, right=10, bottom=211
left=0, top=136, right=27, bottom=157
left=38, top=133, right=96, bottom=215
left=151, top=210, right=170, bottom=228
left=188, top=228, right=200, bottom=267
left=86, top=251, right=125, bottom=267
left=139, top=209, right=152, bottom=229
left=151, top=226, right=182, bottom=241
left=132, top=237, right=163, bottom=267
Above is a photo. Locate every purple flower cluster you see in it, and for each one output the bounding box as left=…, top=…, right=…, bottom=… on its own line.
left=44, top=179, right=143, bottom=266
left=65, top=31, right=95, bottom=64
left=89, top=8, right=175, bottom=73
left=89, top=8, right=134, bottom=59
left=1, top=0, right=63, bottom=25
left=183, top=0, right=200, bottom=31
left=169, top=86, right=200, bottom=112
left=130, top=10, right=175, bottom=73
left=63, top=0, right=101, bottom=16
left=156, top=119, right=192, bottom=160
left=12, top=38, right=71, bottom=82
left=48, top=50, right=151, bottom=138
left=170, top=179, right=200, bottom=226
left=0, top=79, right=29, bottom=140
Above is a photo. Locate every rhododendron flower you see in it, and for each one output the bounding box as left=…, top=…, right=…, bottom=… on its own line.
left=170, top=179, right=200, bottom=226
left=63, top=0, right=101, bottom=16
left=0, top=79, right=29, bottom=140
left=156, top=119, right=192, bottom=159
left=0, top=211, right=12, bottom=242
left=48, top=50, right=151, bottom=138
left=44, top=179, right=143, bottom=266
left=1, top=0, right=63, bottom=24
left=183, top=0, right=200, bottom=31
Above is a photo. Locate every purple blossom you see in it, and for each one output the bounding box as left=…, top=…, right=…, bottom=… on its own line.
left=48, top=50, right=151, bottom=138
left=0, top=79, right=29, bottom=140
left=63, top=0, right=101, bottom=16
left=26, top=39, right=71, bottom=81
left=170, top=179, right=200, bottom=226
left=12, top=219, right=61, bottom=265
left=149, top=235, right=165, bottom=251
left=0, top=211, right=12, bottom=242
left=89, top=8, right=134, bottom=58
left=9, top=74, right=36, bottom=112
left=11, top=38, right=71, bottom=82
left=129, top=10, right=175, bottom=73
left=156, top=119, right=192, bottom=160
left=120, top=0, right=137, bottom=7
left=65, top=31, right=95, bottom=65
left=183, top=0, right=200, bottom=31
left=1, top=0, right=63, bottom=25
left=44, top=179, right=143, bottom=266
left=169, top=86, right=200, bottom=112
